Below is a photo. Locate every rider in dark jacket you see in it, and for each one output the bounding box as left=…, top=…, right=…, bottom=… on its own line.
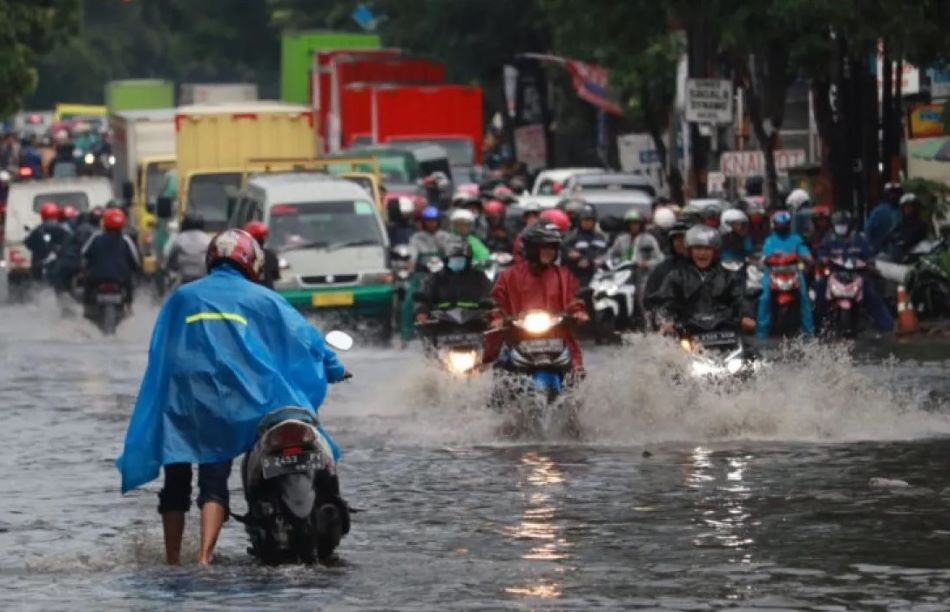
left=82, top=208, right=141, bottom=305
left=562, top=204, right=608, bottom=286
left=414, top=239, right=492, bottom=319
left=644, top=222, right=690, bottom=315
left=655, top=225, right=752, bottom=333
left=387, top=197, right=417, bottom=246
left=886, top=193, right=930, bottom=262
left=25, top=202, right=69, bottom=280
left=54, top=211, right=98, bottom=294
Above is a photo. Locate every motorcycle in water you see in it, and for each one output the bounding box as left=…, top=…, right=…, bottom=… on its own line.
left=417, top=306, right=491, bottom=376
left=85, top=281, right=127, bottom=335
left=583, top=260, right=640, bottom=343
left=677, top=312, right=758, bottom=381
left=763, top=253, right=803, bottom=337
left=821, top=257, right=867, bottom=338
left=493, top=309, right=577, bottom=437
left=239, top=331, right=353, bottom=564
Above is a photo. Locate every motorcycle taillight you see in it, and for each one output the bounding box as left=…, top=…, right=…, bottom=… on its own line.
left=263, top=421, right=316, bottom=451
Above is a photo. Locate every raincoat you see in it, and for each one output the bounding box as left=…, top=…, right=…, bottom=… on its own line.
left=116, top=265, right=346, bottom=493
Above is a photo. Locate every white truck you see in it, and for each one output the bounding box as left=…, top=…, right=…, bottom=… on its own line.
left=179, top=83, right=259, bottom=105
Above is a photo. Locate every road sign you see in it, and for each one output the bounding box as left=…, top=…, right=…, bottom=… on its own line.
left=685, top=79, right=733, bottom=124
left=719, top=149, right=806, bottom=177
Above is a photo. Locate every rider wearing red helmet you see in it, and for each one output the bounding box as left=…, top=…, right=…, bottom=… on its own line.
left=244, top=220, right=281, bottom=289
left=483, top=199, right=512, bottom=253
left=539, top=208, right=571, bottom=233
left=82, top=207, right=141, bottom=307
left=117, top=227, right=350, bottom=566
left=25, top=201, right=69, bottom=280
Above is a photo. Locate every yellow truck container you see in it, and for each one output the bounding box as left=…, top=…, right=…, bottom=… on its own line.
left=175, top=102, right=314, bottom=230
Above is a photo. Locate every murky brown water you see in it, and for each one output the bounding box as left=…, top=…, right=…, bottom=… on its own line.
left=1, top=293, right=948, bottom=610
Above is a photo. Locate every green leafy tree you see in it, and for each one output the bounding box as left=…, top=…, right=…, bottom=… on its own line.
left=0, top=0, right=80, bottom=115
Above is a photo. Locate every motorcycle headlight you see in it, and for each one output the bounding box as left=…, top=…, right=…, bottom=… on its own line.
left=680, top=338, right=695, bottom=352
left=83, top=152, right=95, bottom=165
left=107, top=155, right=116, bottom=166
left=726, top=358, right=744, bottom=374
left=445, top=349, right=479, bottom=374
left=517, top=310, right=557, bottom=334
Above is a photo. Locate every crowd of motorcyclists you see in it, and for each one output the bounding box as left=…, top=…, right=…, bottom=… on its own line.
left=398, top=177, right=950, bottom=369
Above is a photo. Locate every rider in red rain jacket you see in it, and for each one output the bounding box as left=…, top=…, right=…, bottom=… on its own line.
left=490, top=222, right=589, bottom=372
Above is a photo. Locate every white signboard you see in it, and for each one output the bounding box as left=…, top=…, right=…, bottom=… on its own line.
left=719, top=149, right=806, bottom=178
left=685, top=79, right=733, bottom=124
left=514, top=123, right=547, bottom=172
left=706, top=171, right=726, bottom=195
left=617, top=132, right=664, bottom=190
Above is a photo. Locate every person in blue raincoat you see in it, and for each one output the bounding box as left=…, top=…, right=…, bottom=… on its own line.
left=756, top=210, right=815, bottom=339
left=116, top=229, right=349, bottom=566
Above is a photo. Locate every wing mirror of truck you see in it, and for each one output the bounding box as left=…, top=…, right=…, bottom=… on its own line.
left=156, top=196, right=174, bottom=220
left=121, top=180, right=134, bottom=203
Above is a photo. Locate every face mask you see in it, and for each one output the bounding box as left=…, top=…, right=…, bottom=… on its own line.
left=446, top=256, right=467, bottom=272
left=834, top=224, right=849, bottom=236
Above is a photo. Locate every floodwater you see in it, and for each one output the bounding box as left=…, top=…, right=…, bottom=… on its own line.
left=1, top=293, right=949, bottom=611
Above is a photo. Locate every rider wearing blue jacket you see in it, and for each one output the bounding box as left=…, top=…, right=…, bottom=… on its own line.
left=864, top=182, right=903, bottom=255
left=116, top=229, right=348, bottom=566
left=815, top=211, right=894, bottom=332
left=757, top=210, right=815, bottom=338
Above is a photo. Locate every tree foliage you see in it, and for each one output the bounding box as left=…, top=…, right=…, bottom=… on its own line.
left=0, top=0, right=80, bottom=116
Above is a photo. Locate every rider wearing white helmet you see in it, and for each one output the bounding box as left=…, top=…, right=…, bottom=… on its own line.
left=450, top=208, right=490, bottom=266
left=785, top=188, right=813, bottom=236
left=720, top=208, right=753, bottom=263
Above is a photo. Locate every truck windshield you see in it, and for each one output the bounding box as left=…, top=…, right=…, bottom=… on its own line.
left=33, top=192, right=89, bottom=211
left=269, top=200, right=383, bottom=252
left=187, top=172, right=242, bottom=231
left=145, top=162, right=175, bottom=207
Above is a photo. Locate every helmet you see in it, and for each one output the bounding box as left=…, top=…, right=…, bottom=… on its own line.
left=398, top=196, right=415, bottom=217
left=421, top=205, right=442, bottom=221
left=883, top=181, right=903, bottom=201
left=61, top=205, right=79, bottom=221
left=39, top=202, right=60, bottom=221
left=668, top=221, right=691, bottom=237
left=811, top=205, right=832, bottom=219
left=771, top=210, right=792, bottom=229
left=443, top=237, right=473, bottom=273
left=786, top=188, right=811, bottom=209
left=747, top=203, right=766, bottom=222
left=521, top=200, right=542, bottom=215
left=624, top=209, right=645, bottom=226
left=449, top=208, right=476, bottom=225
left=102, top=207, right=126, bottom=231
left=700, top=205, right=721, bottom=227
left=493, top=184, right=516, bottom=203
left=720, top=209, right=749, bottom=233
left=561, top=198, right=586, bottom=220
left=899, top=193, right=920, bottom=207
left=540, top=208, right=571, bottom=232
left=830, top=210, right=853, bottom=237
left=244, top=220, right=269, bottom=243
left=89, top=206, right=105, bottom=226
left=685, top=225, right=721, bottom=249
left=181, top=213, right=206, bottom=232
left=653, top=207, right=677, bottom=230
left=206, top=229, right=265, bottom=281
left=522, top=221, right=563, bottom=263
left=578, top=204, right=598, bottom=221
left=484, top=199, right=505, bottom=217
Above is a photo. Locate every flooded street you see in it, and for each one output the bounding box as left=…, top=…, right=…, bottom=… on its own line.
left=1, top=295, right=949, bottom=611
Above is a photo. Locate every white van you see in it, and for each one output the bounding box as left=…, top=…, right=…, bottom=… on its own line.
left=3, top=177, right=114, bottom=279
left=227, top=173, right=394, bottom=334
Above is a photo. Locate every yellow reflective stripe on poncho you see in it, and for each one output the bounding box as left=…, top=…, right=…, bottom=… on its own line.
left=185, top=312, right=248, bottom=325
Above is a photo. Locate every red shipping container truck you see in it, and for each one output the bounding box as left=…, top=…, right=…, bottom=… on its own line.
left=340, top=84, right=484, bottom=167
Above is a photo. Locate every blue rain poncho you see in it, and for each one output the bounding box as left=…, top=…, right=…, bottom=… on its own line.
left=116, top=265, right=346, bottom=493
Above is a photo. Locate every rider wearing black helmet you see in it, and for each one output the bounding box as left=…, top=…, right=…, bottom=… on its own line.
left=562, top=204, right=608, bottom=285
left=414, top=238, right=492, bottom=322
left=491, top=222, right=589, bottom=373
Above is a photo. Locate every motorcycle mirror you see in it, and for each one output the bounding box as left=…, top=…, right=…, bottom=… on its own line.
left=325, top=330, right=354, bottom=352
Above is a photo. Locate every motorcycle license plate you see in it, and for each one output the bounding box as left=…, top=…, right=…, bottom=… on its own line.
left=261, top=451, right=321, bottom=479
left=438, top=332, right=482, bottom=345
left=695, top=331, right=737, bottom=347
left=519, top=338, right=564, bottom=353
left=311, top=292, right=354, bottom=307
left=96, top=293, right=123, bottom=304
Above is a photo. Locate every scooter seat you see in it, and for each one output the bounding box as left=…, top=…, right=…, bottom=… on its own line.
left=257, top=406, right=318, bottom=434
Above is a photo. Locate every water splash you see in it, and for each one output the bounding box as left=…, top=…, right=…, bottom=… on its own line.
left=576, top=335, right=950, bottom=444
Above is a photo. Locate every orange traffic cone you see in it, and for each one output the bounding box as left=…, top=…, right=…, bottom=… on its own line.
left=896, top=284, right=919, bottom=335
